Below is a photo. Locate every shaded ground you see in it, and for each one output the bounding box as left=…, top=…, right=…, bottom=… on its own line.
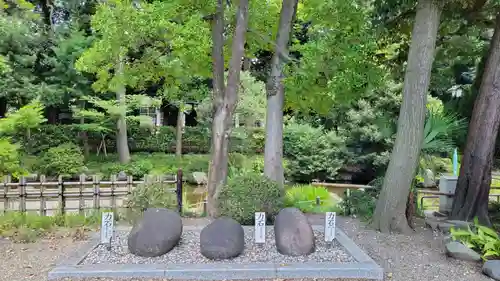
left=0, top=216, right=492, bottom=281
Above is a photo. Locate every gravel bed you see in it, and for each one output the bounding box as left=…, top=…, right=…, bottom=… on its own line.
left=81, top=228, right=355, bottom=265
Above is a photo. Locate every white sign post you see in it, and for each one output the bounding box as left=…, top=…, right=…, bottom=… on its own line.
left=101, top=212, right=114, bottom=250
left=324, top=212, right=336, bottom=244
left=254, top=212, right=266, bottom=244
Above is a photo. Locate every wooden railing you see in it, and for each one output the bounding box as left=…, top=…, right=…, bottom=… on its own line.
left=0, top=169, right=183, bottom=216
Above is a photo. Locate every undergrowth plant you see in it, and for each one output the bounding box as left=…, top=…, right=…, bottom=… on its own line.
left=450, top=217, right=500, bottom=260
left=0, top=210, right=112, bottom=243
left=284, top=185, right=341, bottom=213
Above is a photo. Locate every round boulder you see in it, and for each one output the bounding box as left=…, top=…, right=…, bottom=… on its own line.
left=274, top=207, right=315, bottom=256
left=200, top=217, right=245, bottom=260
left=127, top=208, right=183, bottom=257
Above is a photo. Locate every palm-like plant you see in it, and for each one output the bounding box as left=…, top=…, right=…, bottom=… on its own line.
left=417, top=108, right=466, bottom=180
left=422, top=108, right=466, bottom=155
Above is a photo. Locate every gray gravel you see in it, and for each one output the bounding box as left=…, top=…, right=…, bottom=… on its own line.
left=81, top=228, right=354, bottom=265
left=0, top=216, right=494, bottom=281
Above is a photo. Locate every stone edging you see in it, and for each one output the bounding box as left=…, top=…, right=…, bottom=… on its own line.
left=48, top=225, right=383, bottom=280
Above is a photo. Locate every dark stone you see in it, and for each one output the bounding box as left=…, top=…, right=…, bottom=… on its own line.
left=483, top=260, right=500, bottom=280
left=200, top=217, right=245, bottom=260
left=445, top=241, right=481, bottom=262
left=274, top=207, right=315, bottom=256
left=127, top=208, right=182, bottom=257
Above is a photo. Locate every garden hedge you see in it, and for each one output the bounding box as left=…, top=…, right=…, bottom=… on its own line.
left=16, top=121, right=265, bottom=155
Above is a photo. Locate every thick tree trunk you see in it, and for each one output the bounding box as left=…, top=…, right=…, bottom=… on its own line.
left=115, top=58, right=130, bottom=164
left=450, top=12, right=500, bottom=226
left=264, top=0, right=298, bottom=187
left=176, top=104, right=184, bottom=158
left=371, top=0, right=442, bottom=234
left=206, top=0, right=250, bottom=217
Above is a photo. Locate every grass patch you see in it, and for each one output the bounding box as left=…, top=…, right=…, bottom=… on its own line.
left=0, top=210, right=116, bottom=243
left=284, top=185, right=342, bottom=214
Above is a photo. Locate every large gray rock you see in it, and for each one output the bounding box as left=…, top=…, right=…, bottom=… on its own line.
left=200, top=217, right=244, bottom=260
left=192, top=172, right=208, bottom=185
left=274, top=207, right=315, bottom=256
left=445, top=241, right=481, bottom=262
left=483, top=260, right=500, bottom=280
left=423, top=169, right=435, bottom=187
left=127, top=208, right=183, bottom=257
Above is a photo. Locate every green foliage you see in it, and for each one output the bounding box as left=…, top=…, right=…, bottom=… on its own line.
left=0, top=139, right=23, bottom=177
left=284, top=185, right=340, bottom=213
left=125, top=182, right=178, bottom=223
left=286, top=0, right=382, bottom=113
left=0, top=100, right=46, bottom=136
left=283, top=122, right=345, bottom=182
left=197, top=71, right=266, bottom=127
left=0, top=11, right=44, bottom=107
left=422, top=107, right=466, bottom=154
left=36, top=143, right=85, bottom=176
left=450, top=217, right=500, bottom=260
left=22, top=124, right=265, bottom=155
left=218, top=172, right=284, bottom=225
left=0, top=211, right=104, bottom=243
left=339, top=177, right=383, bottom=220
left=99, top=158, right=154, bottom=179
left=339, top=189, right=377, bottom=220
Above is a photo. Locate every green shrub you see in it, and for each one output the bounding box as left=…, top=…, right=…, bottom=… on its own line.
left=23, top=124, right=264, bottom=155
left=218, top=172, right=284, bottom=225
left=125, top=182, right=178, bottom=222
left=36, top=143, right=85, bottom=176
left=339, top=189, right=377, bottom=219
left=283, top=123, right=345, bottom=182
left=0, top=139, right=24, bottom=177
left=285, top=185, right=340, bottom=213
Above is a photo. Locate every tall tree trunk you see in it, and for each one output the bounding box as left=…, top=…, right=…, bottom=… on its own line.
left=206, top=0, right=250, bottom=217
left=450, top=12, right=500, bottom=226
left=264, top=0, right=298, bottom=187
left=176, top=104, right=184, bottom=158
left=115, top=58, right=131, bottom=164
left=371, top=0, right=442, bottom=234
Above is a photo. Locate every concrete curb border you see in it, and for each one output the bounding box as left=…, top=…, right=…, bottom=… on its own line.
left=49, top=225, right=383, bottom=280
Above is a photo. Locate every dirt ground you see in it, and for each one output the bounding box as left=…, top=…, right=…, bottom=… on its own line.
left=0, top=216, right=493, bottom=281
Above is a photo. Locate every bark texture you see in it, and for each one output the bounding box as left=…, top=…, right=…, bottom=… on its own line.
left=450, top=12, right=500, bottom=226
left=175, top=105, right=184, bottom=157
left=115, top=58, right=131, bottom=164
left=206, top=0, right=249, bottom=217
left=264, top=0, right=298, bottom=187
left=371, top=0, right=442, bottom=234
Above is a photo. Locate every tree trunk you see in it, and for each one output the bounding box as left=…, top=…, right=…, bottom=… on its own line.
left=206, top=0, right=250, bottom=217
left=176, top=104, right=184, bottom=158
left=450, top=12, right=500, bottom=226
left=264, top=0, right=298, bottom=187
left=115, top=58, right=131, bottom=164
left=371, top=0, right=442, bottom=234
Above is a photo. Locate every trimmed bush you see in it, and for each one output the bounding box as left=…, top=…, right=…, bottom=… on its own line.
left=218, top=172, right=284, bottom=225
left=22, top=124, right=264, bottom=155
left=36, top=143, right=85, bottom=176
left=125, top=182, right=178, bottom=223
left=283, top=123, right=345, bottom=182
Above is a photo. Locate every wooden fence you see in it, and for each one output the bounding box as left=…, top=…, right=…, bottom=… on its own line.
left=0, top=169, right=184, bottom=216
